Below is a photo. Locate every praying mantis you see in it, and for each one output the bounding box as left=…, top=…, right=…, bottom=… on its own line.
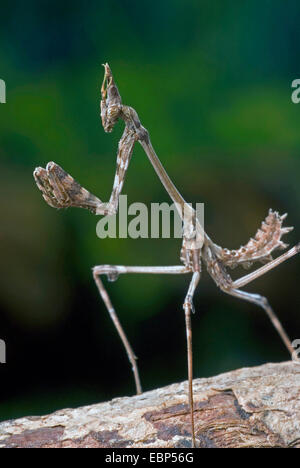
left=33, top=64, right=300, bottom=448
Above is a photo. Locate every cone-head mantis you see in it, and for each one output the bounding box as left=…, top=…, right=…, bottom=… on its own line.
left=34, top=64, right=300, bottom=447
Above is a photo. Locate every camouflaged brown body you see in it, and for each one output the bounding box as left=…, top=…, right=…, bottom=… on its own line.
left=180, top=245, right=200, bottom=271
left=34, top=65, right=295, bottom=281
left=214, top=210, right=293, bottom=270
left=203, top=244, right=233, bottom=290
left=180, top=242, right=233, bottom=289
left=33, top=62, right=300, bottom=449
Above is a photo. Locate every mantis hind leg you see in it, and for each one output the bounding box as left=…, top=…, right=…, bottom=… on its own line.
left=223, top=287, right=296, bottom=360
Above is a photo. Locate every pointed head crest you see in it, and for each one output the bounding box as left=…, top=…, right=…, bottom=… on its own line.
left=100, top=63, right=122, bottom=133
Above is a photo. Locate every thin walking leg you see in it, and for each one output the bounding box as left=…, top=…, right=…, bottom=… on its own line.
left=93, top=265, right=190, bottom=395
left=233, top=244, right=300, bottom=290
left=183, top=271, right=200, bottom=448
left=224, top=287, right=298, bottom=360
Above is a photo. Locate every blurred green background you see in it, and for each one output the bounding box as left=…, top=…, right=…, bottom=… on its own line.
left=1, top=0, right=300, bottom=421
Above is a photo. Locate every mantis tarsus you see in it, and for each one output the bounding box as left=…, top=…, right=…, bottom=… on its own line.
left=33, top=64, right=300, bottom=448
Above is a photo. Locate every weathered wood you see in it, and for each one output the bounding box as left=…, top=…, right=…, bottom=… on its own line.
left=1, top=361, right=300, bottom=448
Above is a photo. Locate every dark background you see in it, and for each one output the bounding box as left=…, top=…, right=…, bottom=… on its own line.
left=1, top=0, right=300, bottom=421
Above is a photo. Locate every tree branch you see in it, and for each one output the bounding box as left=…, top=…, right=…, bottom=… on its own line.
left=1, top=361, right=300, bottom=448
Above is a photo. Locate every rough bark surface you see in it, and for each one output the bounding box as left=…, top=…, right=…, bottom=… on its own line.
left=1, top=361, right=300, bottom=448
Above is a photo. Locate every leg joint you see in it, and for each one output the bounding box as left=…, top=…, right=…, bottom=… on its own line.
left=183, top=295, right=195, bottom=314
left=93, top=265, right=120, bottom=282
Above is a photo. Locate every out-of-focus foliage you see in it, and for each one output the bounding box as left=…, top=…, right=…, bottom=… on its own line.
left=0, top=0, right=300, bottom=421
